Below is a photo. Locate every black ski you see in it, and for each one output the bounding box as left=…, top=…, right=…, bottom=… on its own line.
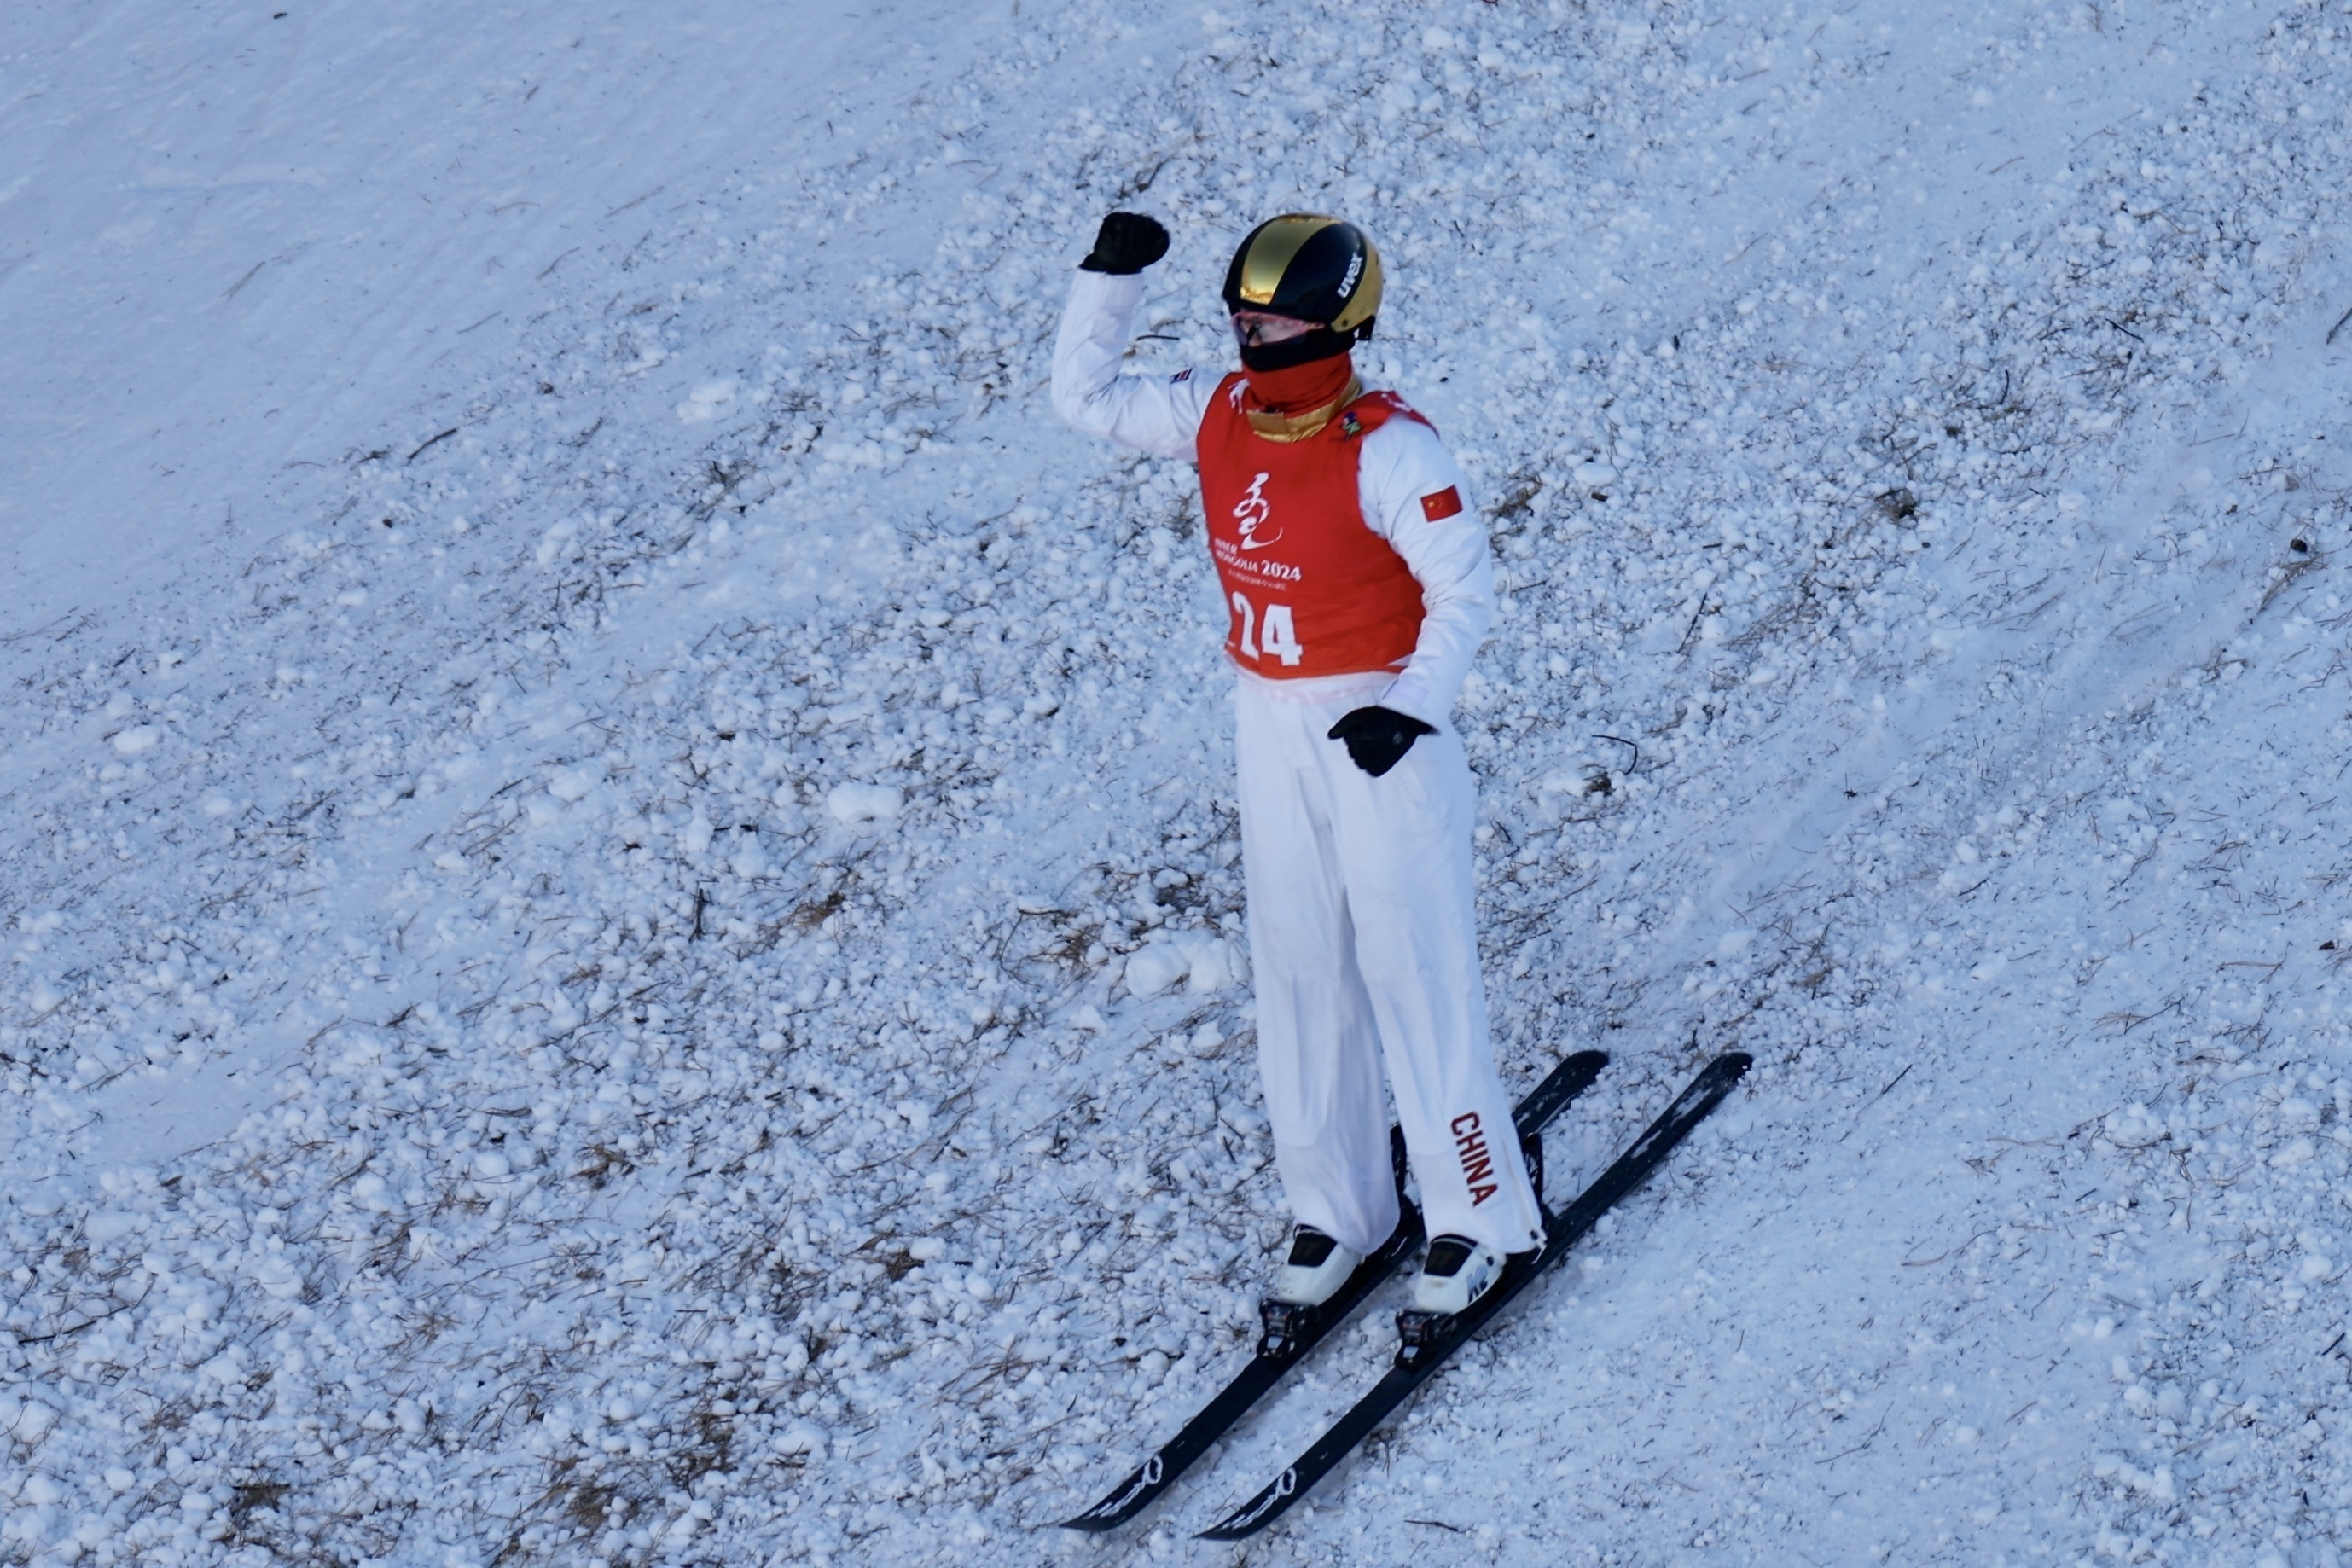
left=1057, top=1048, right=1608, bottom=1532
left=1197, top=1050, right=1751, bottom=1542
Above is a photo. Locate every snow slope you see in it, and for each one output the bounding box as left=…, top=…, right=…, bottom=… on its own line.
left=5, top=0, right=2352, bottom=1564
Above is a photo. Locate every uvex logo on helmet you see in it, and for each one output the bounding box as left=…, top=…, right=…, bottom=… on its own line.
left=1222, top=214, right=1384, bottom=370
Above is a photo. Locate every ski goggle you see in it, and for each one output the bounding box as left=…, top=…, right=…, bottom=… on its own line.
left=1230, top=311, right=1320, bottom=348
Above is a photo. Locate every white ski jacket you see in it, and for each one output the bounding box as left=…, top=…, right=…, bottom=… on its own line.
left=1050, top=270, right=1493, bottom=729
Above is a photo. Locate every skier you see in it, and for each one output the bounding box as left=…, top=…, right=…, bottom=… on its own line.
left=1051, top=212, right=1543, bottom=1335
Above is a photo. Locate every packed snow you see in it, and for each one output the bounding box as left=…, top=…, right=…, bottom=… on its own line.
left=5, top=0, right=2352, bottom=1564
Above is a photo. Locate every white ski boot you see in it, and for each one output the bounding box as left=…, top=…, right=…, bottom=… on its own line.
left=1268, top=1225, right=1362, bottom=1309
left=1407, top=1234, right=1505, bottom=1315
left=1397, top=1130, right=1542, bottom=1347
left=1258, top=1225, right=1364, bottom=1352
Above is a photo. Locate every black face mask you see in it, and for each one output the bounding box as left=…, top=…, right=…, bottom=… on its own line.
left=1236, top=324, right=1356, bottom=372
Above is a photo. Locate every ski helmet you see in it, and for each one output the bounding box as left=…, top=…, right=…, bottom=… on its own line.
left=1222, top=214, right=1383, bottom=369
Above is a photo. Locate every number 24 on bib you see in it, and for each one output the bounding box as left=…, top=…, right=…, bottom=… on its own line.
left=1229, top=592, right=1304, bottom=667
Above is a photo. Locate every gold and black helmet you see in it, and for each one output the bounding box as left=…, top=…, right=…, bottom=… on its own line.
left=1222, top=214, right=1383, bottom=340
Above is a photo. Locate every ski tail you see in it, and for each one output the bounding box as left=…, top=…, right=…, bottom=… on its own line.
left=1542, top=1049, right=1750, bottom=1263
left=1054, top=1048, right=1608, bottom=1532
left=1510, top=1048, right=1608, bottom=1139
left=1196, top=1050, right=1750, bottom=1542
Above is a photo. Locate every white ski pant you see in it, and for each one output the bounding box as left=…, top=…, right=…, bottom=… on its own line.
left=1235, top=677, right=1543, bottom=1258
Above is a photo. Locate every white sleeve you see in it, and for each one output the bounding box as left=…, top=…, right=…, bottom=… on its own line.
left=1356, top=417, right=1493, bottom=729
left=1049, top=270, right=1216, bottom=462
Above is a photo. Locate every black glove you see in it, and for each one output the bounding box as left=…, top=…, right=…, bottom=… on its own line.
left=1327, top=706, right=1436, bottom=778
left=1080, top=212, right=1170, bottom=275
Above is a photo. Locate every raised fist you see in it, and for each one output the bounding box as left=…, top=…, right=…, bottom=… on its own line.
left=1080, top=212, right=1170, bottom=275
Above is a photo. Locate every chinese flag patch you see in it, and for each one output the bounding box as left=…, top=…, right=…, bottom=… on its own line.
left=1420, top=486, right=1464, bottom=521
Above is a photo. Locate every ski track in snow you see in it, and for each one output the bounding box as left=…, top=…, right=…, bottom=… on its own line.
left=5, top=0, right=2352, bottom=1563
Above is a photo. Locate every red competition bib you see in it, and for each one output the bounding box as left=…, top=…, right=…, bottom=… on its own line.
left=1195, top=374, right=1432, bottom=680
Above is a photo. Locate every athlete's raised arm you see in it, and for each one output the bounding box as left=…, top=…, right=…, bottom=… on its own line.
left=1050, top=212, right=1216, bottom=461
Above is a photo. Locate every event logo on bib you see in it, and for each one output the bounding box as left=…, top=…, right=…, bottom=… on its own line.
left=1232, top=472, right=1282, bottom=549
